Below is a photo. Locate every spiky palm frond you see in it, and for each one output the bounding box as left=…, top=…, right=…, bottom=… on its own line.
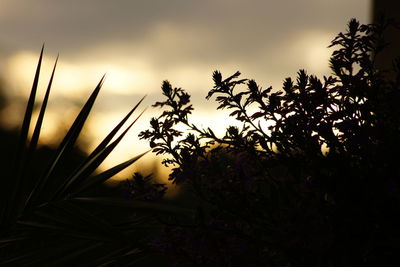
left=0, top=48, right=192, bottom=265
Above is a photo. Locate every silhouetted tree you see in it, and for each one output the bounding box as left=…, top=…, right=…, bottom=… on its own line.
left=140, top=19, right=400, bottom=266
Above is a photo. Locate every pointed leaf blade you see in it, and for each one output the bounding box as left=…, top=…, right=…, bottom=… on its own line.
left=53, top=107, right=146, bottom=200
left=72, top=197, right=194, bottom=216
left=2, top=45, right=44, bottom=225
left=71, top=151, right=148, bottom=195
left=26, top=75, right=105, bottom=207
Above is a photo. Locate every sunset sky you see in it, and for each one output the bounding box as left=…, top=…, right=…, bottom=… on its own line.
left=0, top=0, right=371, bottom=179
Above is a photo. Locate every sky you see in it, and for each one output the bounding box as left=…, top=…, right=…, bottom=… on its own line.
left=0, top=0, right=372, bottom=180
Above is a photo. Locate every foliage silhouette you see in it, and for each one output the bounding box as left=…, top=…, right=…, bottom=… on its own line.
left=140, top=19, right=400, bottom=266
left=0, top=47, right=192, bottom=266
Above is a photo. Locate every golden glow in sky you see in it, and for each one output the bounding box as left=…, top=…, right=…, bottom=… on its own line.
left=0, top=0, right=372, bottom=183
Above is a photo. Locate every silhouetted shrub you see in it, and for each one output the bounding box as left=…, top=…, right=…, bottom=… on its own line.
left=140, top=19, right=400, bottom=266
left=122, top=172, right=167, bottom=201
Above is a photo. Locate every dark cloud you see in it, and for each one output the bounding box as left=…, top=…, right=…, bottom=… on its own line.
left=0, top=0, right=371, bottom=58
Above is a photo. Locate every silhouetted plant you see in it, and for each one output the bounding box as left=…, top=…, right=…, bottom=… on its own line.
left=0, top=47, right=192, bottom=266
left=122, top=172, right=167, bottom=201
left=140, top=19, right=400, bottom=266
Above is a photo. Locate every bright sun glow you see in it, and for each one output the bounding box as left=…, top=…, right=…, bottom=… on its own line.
left=288, top=31, right=333, bottom=76
left=4, top=51, right=155, bottom=99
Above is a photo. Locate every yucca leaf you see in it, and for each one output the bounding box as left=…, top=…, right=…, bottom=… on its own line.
left=1, top=214, right=144, bottom=265
left=26, top=75, right=105, bottom=207
left=85, top=96, right=146, bottom=164
left=72, top=197, right=194, bottom=216
left=1, top=45, right=44, bottom=226
left=27, top=209, right=78, bottom=231
left=87, top=247, right=134, bottom=266
left=32, top=201, right=117, bottom=237
left=0, top=238, right=98, bottom=266
left=40, top=241, right=100, bottom=265
left=16, top=220, right=65, bottom=231
left=45, top=242, right=103, bottom=266
left=0, top=226, right=44, bottom=244
left=0, top=250, right=38, bottom=266
left=51, top=200, right=127, bottom=240
left=114, top=216, right=154, bottom=229
left=98, top=248, right=145, bottom=267
left=15, top=45, right=44, bottom=174
left=5, top=241, right=102, bottom=266
left=27, top=55, right=58, bottom=161
left=44, top=75, right=105, bottom=176
left=16, top=220, right=118, bottom=242
left=71, top=151, right=148, bottom=196
left=53, top=107, right=146, bottom=200
left=16, top=55, right=59, bottom=216
left=0, top=236, right=27, bottom=244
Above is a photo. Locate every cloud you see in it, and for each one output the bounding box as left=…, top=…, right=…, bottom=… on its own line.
left=0, top=1, right=371, bottom=95
left=0, top=0, right=372, bottom=171
left=0, top=0, right=371, bottom=56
